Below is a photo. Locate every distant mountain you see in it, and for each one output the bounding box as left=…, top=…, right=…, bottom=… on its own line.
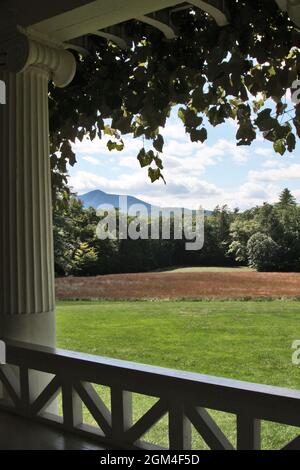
left=79, top=189, right=210, bottom=215
left=79, top=189, right=151, bottom=213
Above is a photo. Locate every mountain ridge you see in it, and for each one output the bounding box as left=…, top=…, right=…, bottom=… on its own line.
left=79, top=189, right=210, bottom=215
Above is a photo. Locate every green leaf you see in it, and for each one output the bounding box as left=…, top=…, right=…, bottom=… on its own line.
left=90, top=128, right=97, bottom=141
left=107, top=140, right=116, bottom=151
left=115, top=140, right=125, bottom=151
left=287, top=133, right=296, bottom=152
left=104, top=126, right=116, bottom=137
left=190, top=128, right=208, bottom=143
left=255, top=109, right=277, bottom=132
left=112, top=115, right=132, bottom=134
left=191, top=87, right=206, bottom=110
left=148, top=167, right=163, bottom=183
left=60, top=140, right=76, bottom=166
left=178, top=107, right=202, bottom=129
left=137, top=148, right=154, bottom=168
left=273, top=139, right=286, bottom=156
left=236, top=120, right=256, bottom=145
left=153, top=134, right=164, bottom=153
left=154, top=154, right=164, bottom=170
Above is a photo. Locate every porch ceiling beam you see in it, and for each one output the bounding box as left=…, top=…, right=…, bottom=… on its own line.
left=276, top=0, right=288, bottom=8
left=0, top=0, right=94, bottom=28
left=276, top=0, right=300, bottom=27
left=135, top=12, right=177, bottom=40
left=30, top=0, right=183, bottom=42
left=188, top=0, right=229, bottom=26
left=92, top=27, right=130, bottom=50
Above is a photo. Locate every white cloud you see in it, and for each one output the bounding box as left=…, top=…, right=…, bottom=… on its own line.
left=211, top=182, right=282, bottom=210
left=261, top=159, right=285, bottom=169
left=249, top=164, right=300, bottom=183
left=255, top=147, right=273, bottom=157
left=160, top=122, right=187, bottom=142
left=73, top=135, right=143, bottom=159
left=82, top=156, right=101, bottom=166
left=212, top=139, right=249, bottom=163
left=237, top=182, right=269, bottom=200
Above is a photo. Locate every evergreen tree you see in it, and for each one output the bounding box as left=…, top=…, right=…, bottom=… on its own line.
left=278, top=188, right=296, bottom=206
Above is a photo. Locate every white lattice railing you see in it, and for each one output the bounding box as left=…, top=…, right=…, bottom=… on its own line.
left=0, top=340, right=300, bottom=450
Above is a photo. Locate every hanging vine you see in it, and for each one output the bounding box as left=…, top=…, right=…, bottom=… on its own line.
left=49, top=0, right=300, bottom=199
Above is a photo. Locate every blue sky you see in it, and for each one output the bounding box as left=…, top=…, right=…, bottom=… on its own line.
left=68, top=107, right=300, bottom=211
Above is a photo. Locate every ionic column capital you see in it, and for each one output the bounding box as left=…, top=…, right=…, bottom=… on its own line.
left=0, top=28, right=76, bottom=88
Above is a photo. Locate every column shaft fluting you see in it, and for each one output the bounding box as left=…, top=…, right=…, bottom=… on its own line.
left=0, top=66, right=55, bottom=345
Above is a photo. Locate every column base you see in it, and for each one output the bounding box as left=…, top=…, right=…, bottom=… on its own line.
left=0, top=311, right=56, bottom=406
left=0, top=310, right=55, bottom=347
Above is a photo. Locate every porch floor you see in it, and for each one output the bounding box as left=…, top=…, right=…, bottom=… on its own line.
left=0, top=410, right=110, bottom=450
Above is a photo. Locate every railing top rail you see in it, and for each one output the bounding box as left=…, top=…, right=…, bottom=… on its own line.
left=3, top=339, right=300, bottom=398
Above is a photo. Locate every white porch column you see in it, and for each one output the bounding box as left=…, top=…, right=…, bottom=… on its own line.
left=0, top=29, right=76, bottom=349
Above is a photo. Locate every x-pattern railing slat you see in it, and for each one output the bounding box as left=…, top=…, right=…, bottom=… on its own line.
left=281, top=434, right=300, bottom=450
left=124, top=398, right=168, bottom=445
left=186, top=406, right=234, bottom=450
left=0, top=366, right=20, bottom=407
left=30, top=375, right=60, bottom=416
left=1, top=340, right=300, bottom=450
left=74, top=381, right=112, bottom=437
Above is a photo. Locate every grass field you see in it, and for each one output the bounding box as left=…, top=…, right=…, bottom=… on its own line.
left=57, top=299, right=300, bottom=449
left=155, top=266, right=253, bottom=273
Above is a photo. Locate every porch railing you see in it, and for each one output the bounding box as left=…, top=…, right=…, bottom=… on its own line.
left=0, top=340, right=300, bottom=450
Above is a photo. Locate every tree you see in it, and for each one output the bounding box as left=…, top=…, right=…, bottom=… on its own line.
left=228, top=190, right=300, bottom=271
left=247, top=233, right=279, bottom=271
left=278, top=188, right=296, bottom=207
left=211, top=205, right=235, bottom=264
left=53, top=196, right=100, bottom=276
left=228, top=218, right=260, bottom=264
left=273, top=202, right=300, bottom=271
left=53, top=197, right=83, bottom=276
left=49, top=1, right=300, bottom=199
left=73, top=242, right=99, bottom=276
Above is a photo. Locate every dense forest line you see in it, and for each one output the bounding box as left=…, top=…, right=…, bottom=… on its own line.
left=54, top=189, right=300, bottom=276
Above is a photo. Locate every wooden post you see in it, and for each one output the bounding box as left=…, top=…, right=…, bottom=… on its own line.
left=111, top=388, right=133, bottom=444
left=169, top=400, right=192, bottom=450
left=62, top=381, right=83, bottom=429
left=237, top=414, right=261, bottom=450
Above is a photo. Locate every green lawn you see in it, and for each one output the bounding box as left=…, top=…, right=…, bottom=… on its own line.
left=57, top=300, right=300, bottom=450
left=154, top=265, right=253, bottom=273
